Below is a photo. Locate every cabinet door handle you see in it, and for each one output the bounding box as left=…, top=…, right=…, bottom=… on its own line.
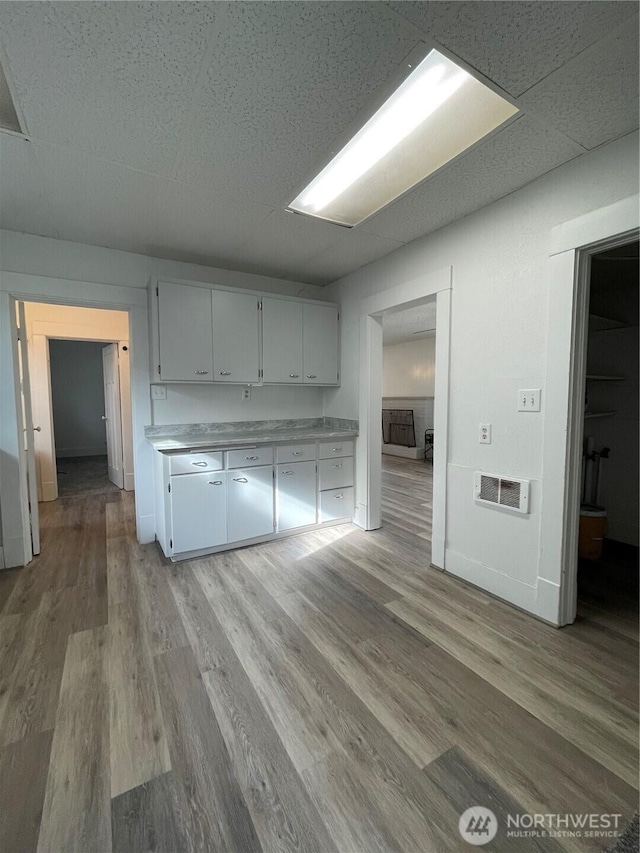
left=233, top=477, right=248, bottom=483
left=219, top=371, right=231, bottom=376
left=289, top=374, right=300, bottom=378
left=282, top=470, right=294, bottom=475
left=332, top=463, right=342, bottom=469
left=291, top=451, right=303, bottom=456
left=306, top=374, right=317, bottom=379
left=191, top=461, right=208, bottom=467
left=245, top=455, right=259, bottom=460
left=333, top=494, right=344, bottom=499
left=194, top=370, right=209, bottom=375
left=208, top=480, right=223, bottom=485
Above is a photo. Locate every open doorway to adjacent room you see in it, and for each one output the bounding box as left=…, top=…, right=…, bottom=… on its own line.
left=577, top=240, right=639, bottom=632
left=380, top=298, right=436, bottom=546
left=15, top=302, right=134, bottom=557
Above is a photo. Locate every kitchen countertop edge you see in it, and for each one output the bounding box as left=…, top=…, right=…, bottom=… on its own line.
left=147, top=427, right=358, bottom=452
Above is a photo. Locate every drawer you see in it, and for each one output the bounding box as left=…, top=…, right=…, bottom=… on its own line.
left=169, top=451, right=223, bottom=476
left=276, top=443, right=316, bottom=463
left=319, top=486, right=354, bottom=522
left=319, top=439, right=354, bottom=459
left=319, top=456, right=353, bottom=491
left=226, top=446, right=274, bottom=469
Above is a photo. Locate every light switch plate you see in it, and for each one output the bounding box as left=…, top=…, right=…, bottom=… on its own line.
left=518, top=389, right=541, bottom=411
left=151, top=384, right=167, bottom=400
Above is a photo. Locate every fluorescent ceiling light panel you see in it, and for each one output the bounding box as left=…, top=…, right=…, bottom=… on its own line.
left=289, top=50, right=518, bottom=227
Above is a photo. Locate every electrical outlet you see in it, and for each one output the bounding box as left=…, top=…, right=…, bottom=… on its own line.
left=518, top=389, right=541, bottom=412
left=151, top=384, right=167, bottom=400
left=479, top=423, right=491, bottom=444
left=242, top=387, right=251, bottom=401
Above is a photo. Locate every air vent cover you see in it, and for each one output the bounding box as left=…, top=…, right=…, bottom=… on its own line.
left=474, top=472, right=530, bottom=514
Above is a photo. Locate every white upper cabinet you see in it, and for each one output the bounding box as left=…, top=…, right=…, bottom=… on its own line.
left=262, top=297, right=303, bottom=383
left=212, top=289, right=260, bottom=383
left=303, top=303, right=339, bottom=385
left=157, top=282, right=213, bottom=381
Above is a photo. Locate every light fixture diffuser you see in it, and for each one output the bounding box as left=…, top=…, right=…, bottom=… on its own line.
left=288, top=49, right=518, bottom=227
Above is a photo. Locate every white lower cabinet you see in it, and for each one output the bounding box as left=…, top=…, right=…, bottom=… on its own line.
left=227, top=465, right=275, bottom=543
left=276, top=461, right=317, bottom=531
left=170, top=471, right=227, bottom=553
left=319, top=486, right=355, bottom=522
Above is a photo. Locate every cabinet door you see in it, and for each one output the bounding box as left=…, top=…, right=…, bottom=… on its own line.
left=262, top=298, right=303, bottom=383
left=158, top=282, right=213, bottom=381
left=276, top=461, right=317, bottom=531
left=303, top=303, right=339, bottom=385
left=170, top=472, right=227, bottom=554
left=227, top=466, right=274, bottom=542
left=212, top=290, right=260, bottom=383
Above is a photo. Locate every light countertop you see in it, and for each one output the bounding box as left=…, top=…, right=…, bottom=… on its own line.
left=147, top=427, right=357, bottom=452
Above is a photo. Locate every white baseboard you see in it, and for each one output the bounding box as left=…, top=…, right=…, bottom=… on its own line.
left=136, top=513, right=156, bottom=545
left=382, top=444, right=424, bottom=459
left=124, top=471, right=135, bottom=491
left=56, top=447, right=107, bottom=458
left=2, top=536, right=27, bottom=568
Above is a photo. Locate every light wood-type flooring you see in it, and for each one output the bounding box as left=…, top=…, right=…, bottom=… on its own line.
left=0, top=455, right=637, bottom=852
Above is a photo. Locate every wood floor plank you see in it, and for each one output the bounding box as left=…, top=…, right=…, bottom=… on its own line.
left=37, top=626, right=111, bottom=853
left=387, top=595, right=639, bottom=787
left=111, top=771, right=194, bottom=853
left=0, top=568, right=20, bottom=616
left=0, top=729, right=53, bottom=853
left=108, top=588, right=171, bottom=798
left=154, top=644, right=262, bottom=853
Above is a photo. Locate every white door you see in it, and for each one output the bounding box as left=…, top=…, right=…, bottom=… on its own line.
left=16, top=302, right=40, bottom=555
left=262, top=298, right=303, bottom=383
left=170, top=472, right=227, bottom=554
left=212, top=290, right=261, bottom=383
left=157, top=282, right=213, bottom=381
left=276, top=461, right=317, bottom=531
left=303, top=303, right=339, bottom=384
left=227, top=466, right=274, bottom=542
left=102, top=344, right=124, bottom=489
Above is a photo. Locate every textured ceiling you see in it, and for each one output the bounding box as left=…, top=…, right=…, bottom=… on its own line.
left=0, top=1, right=638, bottom=286
left=383, top=300, right=437, bottom=345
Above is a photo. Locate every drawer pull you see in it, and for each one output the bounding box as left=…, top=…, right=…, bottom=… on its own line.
left=289, top=374, right=300, bottom=378
left=333, top=494, right=344, bottom=500
left=332, top=447, right=342, bottom=452
left=219, top=371, right=232, bottom=376
left=194, top=370, right=209, bottom=375
left=291, top=451, right=303, bottom=456
left=208, top=480, right=223, bottom=485
left=233, top=477, right=248, bottom=483
left=282, top=470, right=294, bottom=475
left=191, top=461, right=208, bottom=467
left=245, top=455, right=259, bottom=460
left=306, top=374, right=317, bottom=379
left=332, top=463, right=342, bottom=469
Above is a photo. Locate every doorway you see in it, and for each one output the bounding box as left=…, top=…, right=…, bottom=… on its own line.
left=576, top=240, right=639, bottom=630
left=380, top=299, right=436, bottom=545
left=49, top=339, right=123, bottom=498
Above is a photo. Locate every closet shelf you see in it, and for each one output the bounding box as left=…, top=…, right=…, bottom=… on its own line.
left=584, top=411, right=618, bottom=419
left=586, top=374, right=624, bottom=381
left=589, top=313, right=629, bottom=332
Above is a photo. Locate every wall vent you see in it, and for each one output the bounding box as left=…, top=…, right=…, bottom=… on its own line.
left=474, top=472, right=530, bottom=514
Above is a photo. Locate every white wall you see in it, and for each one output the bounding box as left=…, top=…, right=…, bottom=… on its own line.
left=324, top=131, right=639, bottom=623
left=49, top=340, right=107, bottom=457
left=383, top=337, right=435, bottom=398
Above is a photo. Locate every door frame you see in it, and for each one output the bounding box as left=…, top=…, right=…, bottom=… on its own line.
left=356, top=265, right=452, bottom=569
left=32, top=333, right=134, bottom=500
left=0, top=274, right=153, bottom=569
left=542, top=195, right=639, bottom=626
